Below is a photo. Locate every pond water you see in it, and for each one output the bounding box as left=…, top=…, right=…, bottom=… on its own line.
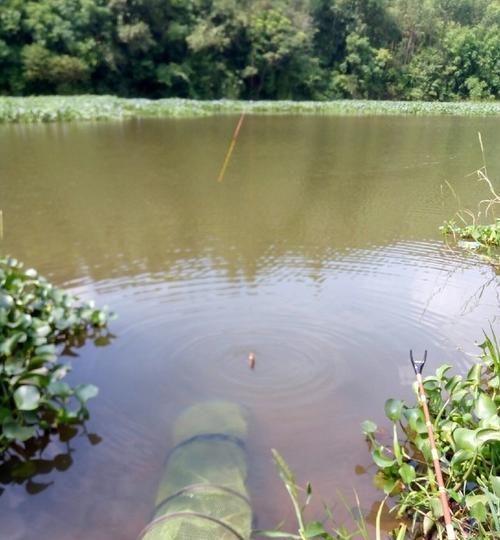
left=0, top=115, right=499, bottom=540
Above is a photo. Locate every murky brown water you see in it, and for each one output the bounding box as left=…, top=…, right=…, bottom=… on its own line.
left=0, top=115, right=499, bottom=540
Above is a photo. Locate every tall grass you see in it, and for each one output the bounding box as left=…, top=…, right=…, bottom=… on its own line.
left=441, top=133, right=500, bottom=267
left=1, top=96, right=500, bottom=123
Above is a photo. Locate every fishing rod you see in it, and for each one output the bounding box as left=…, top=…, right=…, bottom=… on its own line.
left=410, top=350, right=456, bottom=540
left=217, top=112, right=246, bottom=183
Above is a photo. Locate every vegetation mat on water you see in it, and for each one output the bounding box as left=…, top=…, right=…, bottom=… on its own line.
left=1, top=97, right=500, bottom=123
left=0, top=257, right=113, bottom=455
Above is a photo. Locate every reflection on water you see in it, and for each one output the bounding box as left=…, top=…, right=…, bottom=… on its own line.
left=0, top=116, right=498, bottom=539
left=0, top=425, right=102, bottom=496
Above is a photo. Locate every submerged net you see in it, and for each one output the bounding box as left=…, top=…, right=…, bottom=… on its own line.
left=139, top=401, right=252, bottom=540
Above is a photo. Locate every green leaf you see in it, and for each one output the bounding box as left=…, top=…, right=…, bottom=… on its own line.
left=2, top=420, right=36, bottom=441
left=453, top=428, right=477, bottom=452
left=465, top=494, right=488, bottom=508
left=47, top=381, right=72, bottom=398
left=451, top=388, right=468, bottom=403
left=74, top=384, right=98, bottom=403
left=303, top=521, right=327, bottom=538
left=450, top=449, right=474, bottom=465
left=423, top=379, right=440, bottom=391
left=373, top=470, right=397, bottom=495
left=398, top=463, right=416, bottom=484
left=0, top=293, right=14, bottom=309
left=467, top=363, right=482, bottom=383
left=474, top=393, right=496, bottom=419
left=371, top=447, right=396, bottom=468
left=489, top=374, right=500, bottom=389
left=35, top=343, right=57, bottom=356
left=0, top=407, right=11, bottom=423
left=475, top=428, right=500, bottom=447
left=393, top=424, right=402, bottom=465
left=423, top=513, right=434, bottom=536
left=481, top=414, right=500, bottom=429
left=384, top=399, right=403, bottom=422
left=470, top=502, right=487, bottom=523
left=436, top=364, right=452, bottom=380
left=13, top=385, right=41, bottom=411
left=394, top=524, right=407, bottom=540
left=0, top=332, right=27, bottom=356
left=361, top=420, right=377, bottom=435
left=405, top=408, right=427, bottom=434
left=490, top=476, right=500, bottom=498
left=444, top=375, right=462, bottom=394
left=34, top=323, right=51, bottom=337
left=429, top=497, right=444, bottom=518
left=448, top=490, right=463, bottom=504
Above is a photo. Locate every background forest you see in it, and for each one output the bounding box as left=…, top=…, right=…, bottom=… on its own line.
left=0, top=0, right=499, bottom=101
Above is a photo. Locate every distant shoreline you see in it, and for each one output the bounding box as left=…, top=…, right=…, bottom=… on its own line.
left=1, top=96, right=500, bottom=123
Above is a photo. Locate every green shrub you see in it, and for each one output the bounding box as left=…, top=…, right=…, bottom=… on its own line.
left=441, top=220, right=500, bottom=267
left=363, top=333, right=500, bottom=538
left=0, top=256, right=113, bottom=454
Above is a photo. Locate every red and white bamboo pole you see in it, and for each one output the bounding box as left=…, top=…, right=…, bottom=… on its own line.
left=410, top=350, right=456, bottom=540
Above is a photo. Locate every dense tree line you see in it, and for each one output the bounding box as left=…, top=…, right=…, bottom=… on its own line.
left=0, top=0, right=498, bottom=100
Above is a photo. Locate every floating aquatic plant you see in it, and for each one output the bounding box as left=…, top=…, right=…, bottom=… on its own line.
left=441, top=133, right=500, bottom=268
left=1, top=96, right=500, bottom=124
left=0, top=256, right=114, bottom=454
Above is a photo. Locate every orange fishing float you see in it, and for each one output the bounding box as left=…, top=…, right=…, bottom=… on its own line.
left=217, top=112, right=246, bottom=183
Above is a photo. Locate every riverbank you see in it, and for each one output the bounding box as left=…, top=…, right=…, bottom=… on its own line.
left=1, top=96, right=500, bottom=123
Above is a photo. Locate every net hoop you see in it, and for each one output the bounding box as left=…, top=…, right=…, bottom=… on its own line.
left=137, top=511, right=246, bottom=540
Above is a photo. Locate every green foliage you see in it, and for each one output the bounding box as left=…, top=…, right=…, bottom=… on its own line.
left=330, top=32, right=394, bottom=99
left=0, top=257, right=113, bottom=454
left=441, top=219, right=500, bottom=252
left=0, top=0, right=498, bottom=100
left=404, top=24, right=500, bottom=101
left=1, top=96, right=500, bottom=124
left=246, top=7, right=319, bottom=99
left=363, top=333, right=500, bottom=538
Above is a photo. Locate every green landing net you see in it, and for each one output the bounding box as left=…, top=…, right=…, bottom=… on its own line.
left=138, top=401, right=252, bottom=540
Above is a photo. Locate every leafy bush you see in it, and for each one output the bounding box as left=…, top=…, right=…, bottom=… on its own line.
left=0, top=257, right=113, bottom=454
left=363, top=333, right=500, bottom=538
left=441, top=220, right=500, bottom=248
left=441, top=220, right=500, bottom=268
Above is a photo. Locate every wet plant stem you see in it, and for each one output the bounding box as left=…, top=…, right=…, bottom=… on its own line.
left=454, top=453, right=478, bottom=492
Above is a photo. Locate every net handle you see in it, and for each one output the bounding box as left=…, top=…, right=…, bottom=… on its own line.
left=137, top=510, right=246, bottom=540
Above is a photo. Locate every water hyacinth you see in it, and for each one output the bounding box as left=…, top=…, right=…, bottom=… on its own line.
left=0, top=257, right=114, bottom=453
left=363, top=334, right=500, bottom=539
left=1, top=96, right=500, bottom=123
